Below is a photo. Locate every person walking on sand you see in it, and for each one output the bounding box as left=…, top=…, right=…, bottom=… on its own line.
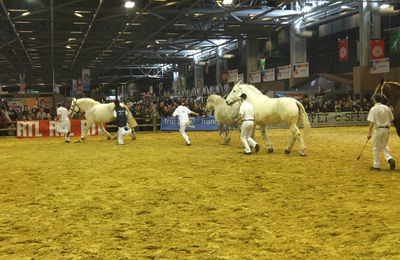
left=172, top=100, right=199, bottom=145
left=367, top=93, right=396, bottom=172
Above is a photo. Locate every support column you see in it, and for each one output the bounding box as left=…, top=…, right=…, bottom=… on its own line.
left=215, top=48, right=221, bottom=86
left=359, top=1, right=371, bottom=66
left=245, top=39, right=259, bottom=83
left=289, top=30, right=307, bottom=88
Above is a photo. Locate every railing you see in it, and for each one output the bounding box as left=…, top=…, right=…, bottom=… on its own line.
left=0, top=116, right=161, bottom=136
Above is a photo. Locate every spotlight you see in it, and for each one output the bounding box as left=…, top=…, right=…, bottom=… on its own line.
left=125, top=1, right=135, bottom=8
left=222, top=0, right=234, bottom=5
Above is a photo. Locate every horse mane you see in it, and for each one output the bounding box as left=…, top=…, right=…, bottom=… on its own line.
left=208, top=94, right=225, bottom=104
left=77, top=98, right=100, bottom=105
left=238, top=83, right=264, bottom=96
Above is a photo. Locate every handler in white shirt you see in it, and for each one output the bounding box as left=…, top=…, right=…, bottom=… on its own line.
left=56, top=103, right=71, bottom=143
left=172, top=100, right=199, bottom=145
left=235, top=93, right=260, bottom=155
left=367, top=93, right=395, bottom=171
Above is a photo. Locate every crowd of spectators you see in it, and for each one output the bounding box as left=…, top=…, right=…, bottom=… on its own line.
left=299, top=95, right=372, bottom=113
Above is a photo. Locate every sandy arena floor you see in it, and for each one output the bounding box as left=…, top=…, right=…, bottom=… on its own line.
left=1, top=126, right=400, bottom=259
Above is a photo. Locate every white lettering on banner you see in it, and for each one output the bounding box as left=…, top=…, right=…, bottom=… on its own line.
left=164, top=118, right=178, bottom=125
left=49, top=121, right=61, bottom=137
left=17, top=121, right=43, bottom=137
left=17, top=121, right=27, bottom=137
left=307, top=112, right=369, bottom=127
left=34, top=121, right=42, bottom=137
left=80, top=120, right=97, bottom=135
left=201, top=118, right=216, bottom=125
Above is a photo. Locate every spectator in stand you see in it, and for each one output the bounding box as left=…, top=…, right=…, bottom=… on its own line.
left=36, top=108, right=47, bottom=120
left=0, top=109, right=7, bottom=136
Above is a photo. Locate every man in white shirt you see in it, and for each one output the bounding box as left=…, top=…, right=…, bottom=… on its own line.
left=172, top=100, right=199, bottom=145
left=367, top=93, right=395, bottom=171
left=235, top=93, right=260, bottom=155
left=56, top=103, right=71, bottom=143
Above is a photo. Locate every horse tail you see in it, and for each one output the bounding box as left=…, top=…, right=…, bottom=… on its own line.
left=126, top=107, right=138, bottom=128
left=296, top=100, right=311, bottom=137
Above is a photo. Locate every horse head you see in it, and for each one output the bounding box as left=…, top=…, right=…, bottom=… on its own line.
left=226, top=82, right=244, bottom=105
left=69, top=97, right=80, bottom=117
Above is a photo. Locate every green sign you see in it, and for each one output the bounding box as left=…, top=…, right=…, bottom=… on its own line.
left=259, top=58, right=265, bottom=72
left=390, top=30, right=400, bottom=54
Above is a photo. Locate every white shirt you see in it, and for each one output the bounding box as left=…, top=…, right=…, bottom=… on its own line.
left=367, top=103, right=394, bottom=127
left=57, top=107, right=69, bottom=122
left=239, top=100, right=254, bottom=120
left=172, top=105, right=192, bottom=123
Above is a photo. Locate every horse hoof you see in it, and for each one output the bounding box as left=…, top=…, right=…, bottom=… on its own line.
left=107, top=136, right=111, bottom=140
left=284, top=149, right=291, bottom=155
left=300, top=151, right=307, bottom=156
left=267, top=148, right=274, bottom=153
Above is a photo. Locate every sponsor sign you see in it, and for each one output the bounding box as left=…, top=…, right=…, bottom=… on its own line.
left=262, top=68, right=275, bottom=82
left=227, top=69, right=238, bottom=83
left=82, top=68, right=90, bottom=92
left=16, top=119, right=99, bottom=138
left=370, top=58, right=390, bottom=74
left=292, top=62, right=309, bottom=78
left=249, top=71, right=261, bottom=83
left=160, top=116, right=218, bottom=131
left=277, top=65, right=291, bottom=80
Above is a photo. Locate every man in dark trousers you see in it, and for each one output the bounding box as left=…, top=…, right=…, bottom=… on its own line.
left=113, top=99, right=132, bottom=145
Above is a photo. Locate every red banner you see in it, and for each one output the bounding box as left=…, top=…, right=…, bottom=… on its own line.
left=371, top=39, right=385, bottom=59
left=16, top=120, right=99, bottom=138
left=338, top=38, right=348, bottom=61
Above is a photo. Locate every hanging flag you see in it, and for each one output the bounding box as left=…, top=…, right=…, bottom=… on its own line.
left=338, top=38, right=348, bottom=61
left=390, top=30, right=400, bottom=54
left=82, top=68, right=90, bottom=92
left=370, top=39, right=385, bottom=59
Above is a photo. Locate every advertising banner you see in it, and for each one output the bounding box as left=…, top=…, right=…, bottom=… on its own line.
left=262, top=68, right=275, bottom=82
left=292, top=62, right=309, bottom=78
left=370, top=58, right=390, bottom=74
left=16, top=119, right=99, bottom=138
left=249, top=71, right=261, bottom=83
left=277, top=65, right=291, bottom=80
left=228, top=69, right=238, bottom=83
left=338, top=38, right=348, bottom=61
left=82, top=69, right=90, bottom=92
left=390, top=30, right=400, bottom=54
left=160, top=116, right=218, bottom=131
left=370, top=39, right=385, bottom=59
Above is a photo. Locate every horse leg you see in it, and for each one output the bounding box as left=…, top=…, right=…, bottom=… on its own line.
left=99, top=122, right=113, bottom=140
left=260, top=125, right=274, bottom=153
left=81, top=119, right=93, bottom=141
left=285, top=124, right=301, bottom=155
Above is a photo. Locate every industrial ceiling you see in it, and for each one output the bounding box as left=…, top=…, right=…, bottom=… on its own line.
left=0, top=0, right=391, bottom=87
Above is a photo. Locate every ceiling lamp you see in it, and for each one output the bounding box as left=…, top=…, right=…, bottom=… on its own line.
left=380, top=4, right=390, bottom=9
left=21, top=12, right=31, bottom=16
left=301, top=3, right=313, bottom=13
left=222, top=0, right=234, bottom=5
left=125, top=1, right=135, bottom=8
left=74, top=12, right=83, bottom=18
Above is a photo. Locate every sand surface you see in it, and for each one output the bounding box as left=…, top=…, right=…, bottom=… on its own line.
left=1, top=127, right=400, bottom=259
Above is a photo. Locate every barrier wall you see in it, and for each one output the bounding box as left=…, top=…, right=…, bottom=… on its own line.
left=160, top=111, right=369, bottom=131
left=5, top=112, right=370, bottom=137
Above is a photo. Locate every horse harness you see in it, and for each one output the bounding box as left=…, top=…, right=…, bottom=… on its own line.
left=70, top=101, right=85, bottom=118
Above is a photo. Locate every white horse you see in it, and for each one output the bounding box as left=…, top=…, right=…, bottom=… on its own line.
left=206, top=94, right=240, bottom=144
left=69, top=98, right=138, bottom=141
left=226, top=83, right=311, bottom=156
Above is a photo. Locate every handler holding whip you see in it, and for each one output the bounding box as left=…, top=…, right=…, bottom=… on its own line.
left=367, top=93, right=396, bottom=172
left=56, top=103, right=71, bottom=143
